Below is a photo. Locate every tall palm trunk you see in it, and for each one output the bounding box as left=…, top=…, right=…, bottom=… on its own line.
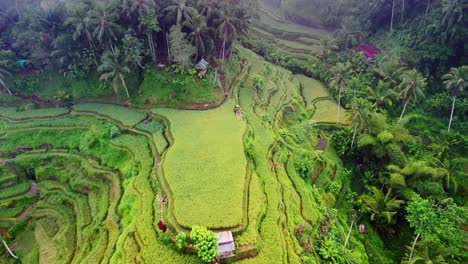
left=351, top=125, right=357, bottom=148
left=390, top=0, right=396, bottom=34
left=147, top=34, right=156, bottom=62
left=398, top=100, right=408, bottom=124
left=119, top=74, right=130, bottom=98
left=448, top=96, right=456, bottom=132
left=336, top=86, right=343, bottom=124
left=2, top=239, right=18, bottom=259
left=425, top=0, right=431, bottom=22
left=221, top=31, right=227, bottom=68
left=166, top=32, right=171, bottom=64
left=409, top=222, right=423, bottom=261
left=400, top=0, right=405, bottom=22
left=344, top=218, right=355, bottom=247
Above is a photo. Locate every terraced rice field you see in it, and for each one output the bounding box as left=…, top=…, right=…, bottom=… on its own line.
left=295, top=74, right=330, bottom=108
left=294, top=74, right=351, bottom=125
left=154, top=101, right=248, bottom=229
left=1, top=48, right=354, bottom=263
left=0, top=106, right=200, bottom=263
left=251, top=7, right=329, bottom=55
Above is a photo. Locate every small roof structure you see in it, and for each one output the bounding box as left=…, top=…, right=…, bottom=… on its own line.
left=215, top=231, right=235, bottom=259
left=195, top=58, right=209, bottom=70
left=356, top=44, right=379, bottom=59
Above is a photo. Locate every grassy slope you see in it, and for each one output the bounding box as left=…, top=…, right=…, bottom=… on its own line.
left=134, top=67, right=224, bottom=108
left=154, top=100, right=247, bottom=229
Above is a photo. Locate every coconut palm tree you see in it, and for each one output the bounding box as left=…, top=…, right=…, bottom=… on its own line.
left=98, top=48, right=131, bottom=98
left=122, top=0, right=155, bottom=19
left=162, top=0, right=198, bottom=27
left=431, top=157, right=466, bottom=193
left=397, top=69, right=426, bottom=124
left=183, top=15, right=213, bottom=59
left=139, top=8, right=160, bottom=62
left=350, top=98, right=373, bottom=148
left=402, top=241, right=449, bottom=264
left=214, top=7, right=250, bottom=65
left=335, top=16, right=363, bottom=48
left=214, top=8, right=240, bottom=66
left=87, top=2, right=122, bottom=47
left=196, top=0, right=221, bottom=23
left=329, top=62, right=353, bottom=124
left=367, top=80, right=398, bottom=108
left=359, top=186, right=404, bottom=224
left=442, top=66, right=467, bottom=132
left=440, top=0, right=465, bottom=40
left=313, top=37, right=338, bottom=64
left=375, top=57, right=405, bottom=86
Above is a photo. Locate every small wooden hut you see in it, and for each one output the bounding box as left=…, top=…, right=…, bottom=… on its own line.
left=215, top=231, right=235, bottom=259
left=194, top=58, right=209, bottom=73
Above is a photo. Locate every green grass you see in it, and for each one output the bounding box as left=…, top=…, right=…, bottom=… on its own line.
left=134, top=67, right=224, bottom=108
left=73, top=103, right=147, bottom=127
left=0, top=107, right=69, bottom=119
left=154, top=100, right=247, bottom=228
left=10, top=71, right=114, bottom=99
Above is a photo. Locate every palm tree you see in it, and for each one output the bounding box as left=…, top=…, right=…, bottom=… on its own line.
left=350, top=98, right=373, bottom=148
left=335, top=16, right=363, bottom=48
left=214, top=8, right=240, bottom=66
left=214, top=7, right=250, bottom=65
left=313, top=37, right=338, bottom=64
left=162, top=0, right=198, bottom=27
left=329, top=62, right=353, bottom=124
left=375, top=56, right=405, bottom=86
left=87, top=3, right=122, bottom=47
left=431, top=158, right=466, bottom=193
left=397, top=69, right=426, bottom=124
left=402, top=241, right=449, bottom=264
left=367, top=80, right=398, bottom=108
left=122, top=0, right=155, bottom=19
left=440, top=0, right=465, bottom=40
left=183, top=15, right=213, bottom=60
left=139, top=8, right=160, bottom=62
left=442, top=66, right=467, bottom=132
left=359, top=186, right=404, bottom=224
left=198, top=0, right=221, bottom=23
left=98, top=49, right=131, bottom=98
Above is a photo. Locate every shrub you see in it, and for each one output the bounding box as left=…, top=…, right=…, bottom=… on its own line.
left=295, top=152, right=313, bottom=179
left=190, top=226, right=218, bottom=263
left=176, top=232, right=186, bottom=251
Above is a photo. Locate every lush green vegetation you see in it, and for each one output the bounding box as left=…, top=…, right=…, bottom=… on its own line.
left=134, top=66, right=224, bottom=108
left=0, top=0, right=466, bottom=263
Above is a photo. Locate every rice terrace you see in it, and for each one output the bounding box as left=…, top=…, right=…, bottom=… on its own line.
left=0, top=0, right=467, bottom=264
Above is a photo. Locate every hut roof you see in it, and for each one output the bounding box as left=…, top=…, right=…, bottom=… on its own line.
left=215, top=231, right=235, bottom=257
left=356, top=44, right=379, bottom=59
left=195, top=58, right=209, bottom=70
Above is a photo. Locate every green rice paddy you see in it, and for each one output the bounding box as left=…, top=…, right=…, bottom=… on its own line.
left=154, top=100, right=248, bottom=229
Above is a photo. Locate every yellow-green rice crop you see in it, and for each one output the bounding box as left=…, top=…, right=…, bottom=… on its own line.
left=0, top=107, right=69, bottom=119
left=312, top=99, right=351, bottom=125
left=73, top=103, right=147, bottom=127
left=294, top=74, right=330, bottom=108
left=154, top=100, right=248, bottom=228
